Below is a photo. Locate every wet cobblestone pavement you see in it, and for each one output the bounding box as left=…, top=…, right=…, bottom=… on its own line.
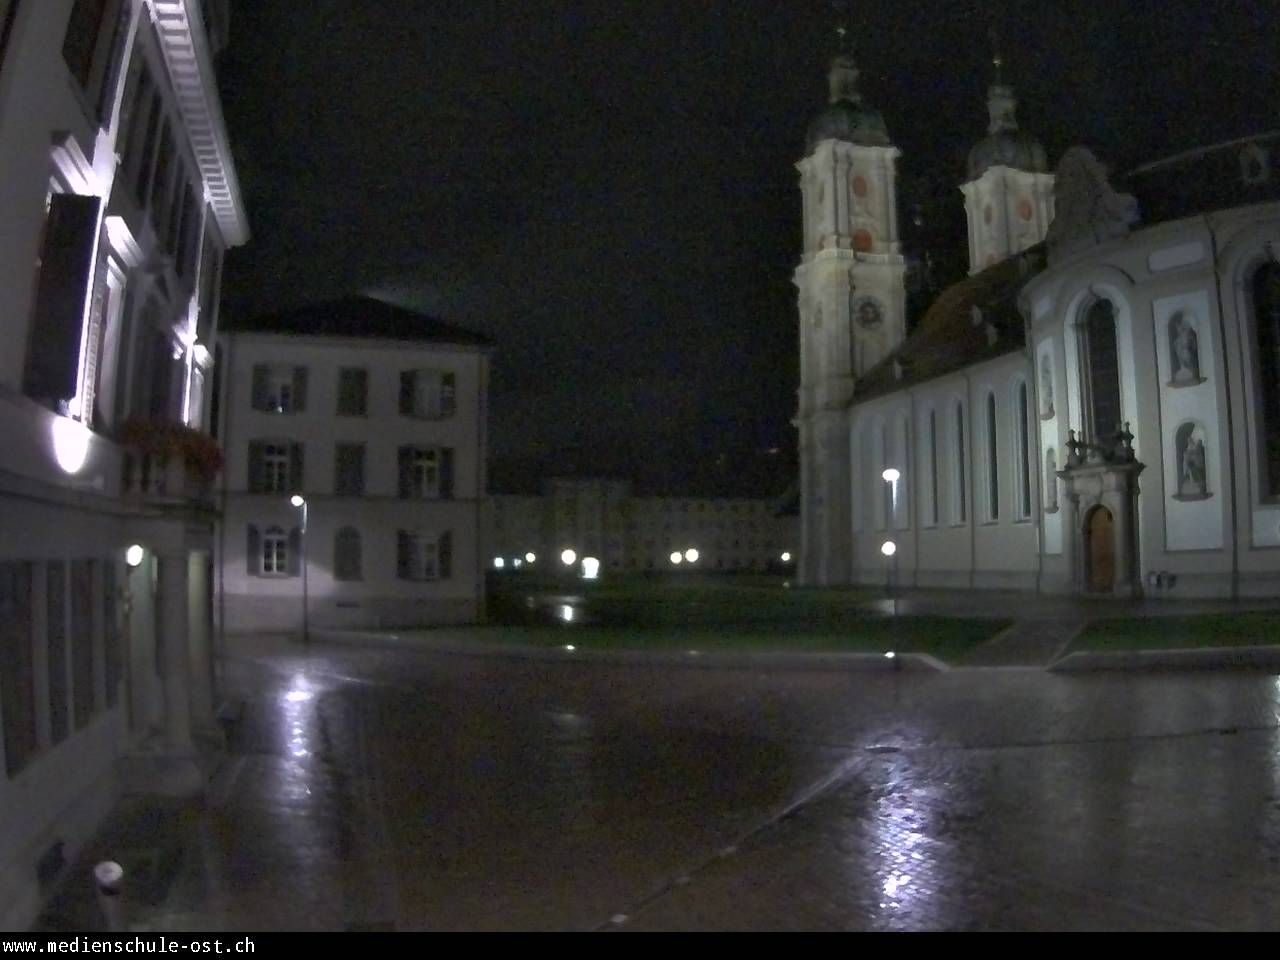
left=49, top=638, right=1280, bottom=930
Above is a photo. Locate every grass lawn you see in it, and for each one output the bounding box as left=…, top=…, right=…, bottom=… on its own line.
left=473, top=573, right=1007, bottom=661
left=1072, top=612, right=1280, bottom=653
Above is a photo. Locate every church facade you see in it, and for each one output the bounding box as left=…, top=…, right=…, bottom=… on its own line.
left=796, top=47, right=1280, bottom=599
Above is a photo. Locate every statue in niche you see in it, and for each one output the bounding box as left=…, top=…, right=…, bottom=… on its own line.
left=1176, top=422, right=1207, bottom=497
left=1169, top=312, right=1201, bottom=384
left=1039, top=355, right=1054, bottom=418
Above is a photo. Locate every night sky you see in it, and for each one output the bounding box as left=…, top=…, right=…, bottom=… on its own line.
left=216, top=1, right=1278, bottom=494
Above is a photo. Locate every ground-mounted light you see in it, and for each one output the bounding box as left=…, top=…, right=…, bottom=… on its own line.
left=684, top=548, right=699, bottom=563
left=780, top=551, right=792, bottom=563
left=581, top=557, right=600, bottom=580
left=513, top=558, right=523, bottom=569
left=125, top=544, right=145, bottom=568
left=881, top=540, right=897, bottom=558
left=525, top=552, right=536, bottom=564
left=560, top=549, right=577, bottom=566
left=884, top=651, right=896, bottom=660
left=559, top=604, right=575, bottom=623
left=52, top=417, right=90, bottom=474
left=670, top=551, right=683, bottom=565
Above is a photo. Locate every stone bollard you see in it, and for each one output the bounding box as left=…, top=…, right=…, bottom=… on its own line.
left=93, top=861, right=126, bottom=933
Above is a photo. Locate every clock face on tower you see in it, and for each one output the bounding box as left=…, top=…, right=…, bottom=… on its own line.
left=852, top=296, right=885, bottom=330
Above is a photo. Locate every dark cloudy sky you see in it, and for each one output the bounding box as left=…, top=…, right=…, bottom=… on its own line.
left=216, top=0, right=1278, bottom=491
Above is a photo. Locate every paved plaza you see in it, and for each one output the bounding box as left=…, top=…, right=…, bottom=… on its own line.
left=43, top=635, right=1280, bottom=931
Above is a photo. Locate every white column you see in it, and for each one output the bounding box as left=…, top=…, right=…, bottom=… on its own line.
left=187, top=551, right=214, bottom=732
left=157, top=550, right=192, bottom=751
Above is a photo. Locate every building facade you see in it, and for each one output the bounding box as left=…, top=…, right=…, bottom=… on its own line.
left=217, top=297, right=491, bottom=632
left=486, top=478, right=797, bottom=575
left=797, top=42, right=1280, bottom=601
left=0, top=0, right=246, bottom=929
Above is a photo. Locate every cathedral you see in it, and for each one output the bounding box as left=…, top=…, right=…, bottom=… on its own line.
left=794, top=43, right=1280, bottom=599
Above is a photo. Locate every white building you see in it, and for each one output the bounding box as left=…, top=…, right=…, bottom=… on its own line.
left=0, top=0, right=246, bottom=929
left=216, top=297, right=491, bottom=631
left=797, top=42, right=1280, bottom=600
left=486, top=478, right=797, bottom=574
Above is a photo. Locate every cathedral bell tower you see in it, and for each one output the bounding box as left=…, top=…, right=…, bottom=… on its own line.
left=960, top=46, right=1054, bottom=273
left=794, top=28, right=906, bottom=586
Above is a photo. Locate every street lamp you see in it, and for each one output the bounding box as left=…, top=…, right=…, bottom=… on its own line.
left=669, top=551, right=683, bottom=565
left=560, top=548, right=577, bottom=567
left=290, top=494, right=309, bottom=644
left=684, top=548, right=699, bottom=564
left=880, top=539, right=898, bottom=619
left=882, top=467, right=900, bottom=528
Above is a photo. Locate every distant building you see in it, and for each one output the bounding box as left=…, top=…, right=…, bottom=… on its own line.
left=797, top=38, right=1280, bottom=599
left=0, top=0, right=246, bottom=929
left=216, top=296, right=491, bottom=631
left=485, top=479, right=797, bottom=574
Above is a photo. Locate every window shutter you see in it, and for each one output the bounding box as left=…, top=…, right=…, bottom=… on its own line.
left=23, top=193, right=102, bottom=405
left=397, top=446, right=411, bottom=499
left=439, top=531, right=452, bottom=579
left=292, top=366, right=308, bottom=412
left=442, top=372, right=456, bottom=417
left=247, top=524, right=260, bottom=576
left=289, top=443, right=304, bottom=494
left=441, top=448, right=455, bottom=499
left=399, top=372, right=413, bottom=415
left=251, top=364, right=268, bottom=410
left=288, top=527, right=302, bottom=576
left=396, top=531, right=409, bottom=579
left=248, top=441, right=264, bottom=493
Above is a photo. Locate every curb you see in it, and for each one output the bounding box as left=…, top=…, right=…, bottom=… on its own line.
left=310, top=628, right=951, bottom=673
left=1050, top=644, right=1280, bottom=672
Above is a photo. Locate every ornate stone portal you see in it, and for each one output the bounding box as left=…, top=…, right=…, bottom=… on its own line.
left=1058, top=424, right=1145, bottom=596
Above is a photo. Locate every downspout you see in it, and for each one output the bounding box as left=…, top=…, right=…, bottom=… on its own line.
left=964, top=368, right=976, bottom=587
left=214, top=333, right=232, bottom=698
left=1023, top=285, right=1046, bottom=594
left=1205, top=214, right=1241, bottom=599
left=908, top=388, right=919, bottom=587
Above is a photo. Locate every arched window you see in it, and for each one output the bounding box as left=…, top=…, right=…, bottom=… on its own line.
left=986, top=393, right=1000, bottom=521
left=1016, top=382, right=1032, bottom=520
left=954, top=401, right=967, bottom=524
left=928, top=408, right=939, bottom=526
left=334, top=527, right=362, bottom=581
left=1253, top=263, right=1280, bottom=496
left=1081, top=298, right=1122, bottom=442
left=262, top=526, right=288, bottom=575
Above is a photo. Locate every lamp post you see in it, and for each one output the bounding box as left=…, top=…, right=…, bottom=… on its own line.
left=290, top=494, right=309, bottom=644
left=880, top=539, right=898, bottom=617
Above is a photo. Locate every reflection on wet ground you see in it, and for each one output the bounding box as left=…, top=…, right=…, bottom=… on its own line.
left=46, top=639, right=1280, bottom=930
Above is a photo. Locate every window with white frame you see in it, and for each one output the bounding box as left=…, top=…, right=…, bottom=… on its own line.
left=251, top=364, right=307, bottom=413
left=263, top=443, right=289, bottom=493
left=397, top=530, right=453, bottom=581
left=398, top=446, right=453, bottom=499
left=1079, top=298, right=1122, bottom=443
left=262, top=526, right=288, bottom=575
left=399, top=369, right=456, bottom=419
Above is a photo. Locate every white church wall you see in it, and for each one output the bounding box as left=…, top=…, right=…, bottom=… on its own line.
left=1153, top=290, right=1225, bottom=551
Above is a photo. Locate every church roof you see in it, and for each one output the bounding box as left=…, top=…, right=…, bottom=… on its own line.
left=967, top=129, right=1049, bottom=180
left=853, top=247, right=1044, bottom=403
left=224, top=295, right=493, bottom=347
left=807, top=99, right=892, bottom=152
